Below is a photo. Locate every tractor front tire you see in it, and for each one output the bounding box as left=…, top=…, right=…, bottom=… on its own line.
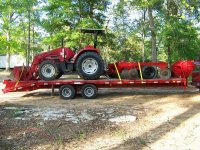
left=39, top=60, right=60, bottom=81
left=76, top=52, right=104, bottom=80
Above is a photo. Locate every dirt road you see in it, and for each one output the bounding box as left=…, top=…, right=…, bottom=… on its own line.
left=0, top=73, right=200, bottom=150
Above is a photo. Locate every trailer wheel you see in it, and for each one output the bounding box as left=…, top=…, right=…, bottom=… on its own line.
left=59, top=85, right=76, bottom=100
left=76, top=52, right=104, bottom=80
left=142, top=66, right=157, bottom=79
left=39, top=60, right=60, bottom=81
left=81, top=84, right=98, bottom=99
left=160, top=68, right=171, bottom=79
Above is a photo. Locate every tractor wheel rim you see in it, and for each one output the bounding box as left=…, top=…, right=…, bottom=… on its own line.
left=84, top=87, right=94, bottom=97
left=41, top=64, right=56, bottom=78
left=82, top=58, right=98, bottom=75
left=62, top=88, right=72, bottom=97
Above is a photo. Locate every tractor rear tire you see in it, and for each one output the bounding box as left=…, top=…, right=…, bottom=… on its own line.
left=76, top=52, right=104, bottom=80
left=39, top=60, right=60, bottom=81
left=142, top=66, right=157, bottom=79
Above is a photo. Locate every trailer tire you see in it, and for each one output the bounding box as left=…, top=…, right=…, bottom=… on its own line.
left=160, top=68, right=171, bottom=79
left=81, top=84, right=97, bottom=99
left=59, top=85, right=76, bottom=100
left=76, top=52, right=104, bottom=80
left=142, top=66, right=157, bottom=79
left=39, top=60, right=60, bottom=81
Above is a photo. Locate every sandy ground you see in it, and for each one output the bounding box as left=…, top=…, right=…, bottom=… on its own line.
left=0, top=72, right=200, bottom=150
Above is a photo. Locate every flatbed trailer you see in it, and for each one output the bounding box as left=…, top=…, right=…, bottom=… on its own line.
left=2, top=77, right=189, bottom=99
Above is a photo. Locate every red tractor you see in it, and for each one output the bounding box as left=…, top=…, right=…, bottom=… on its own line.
left=13, top=29, right=105, bottom=81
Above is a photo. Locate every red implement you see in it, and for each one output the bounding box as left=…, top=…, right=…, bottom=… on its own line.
left=172, top=60, right=195, bottom=78
left=107, top=61, right=168, bottom=77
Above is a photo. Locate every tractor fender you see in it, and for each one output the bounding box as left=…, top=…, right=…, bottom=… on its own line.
left=73, top=46, right=99, bottom=63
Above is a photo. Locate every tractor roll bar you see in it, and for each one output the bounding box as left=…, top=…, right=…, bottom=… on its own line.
left=79, top=28, right=105, bottom=48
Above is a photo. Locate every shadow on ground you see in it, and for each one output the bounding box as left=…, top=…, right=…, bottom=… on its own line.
left=110, top=104, right=200, bottom=150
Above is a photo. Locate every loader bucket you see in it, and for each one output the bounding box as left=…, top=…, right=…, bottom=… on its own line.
left=172, top=60, right=195, bottom=78
left=12, top=66, right=32, bottom=81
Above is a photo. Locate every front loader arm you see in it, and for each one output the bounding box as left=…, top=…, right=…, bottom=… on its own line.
left=30, top=48, right=65, bottom=76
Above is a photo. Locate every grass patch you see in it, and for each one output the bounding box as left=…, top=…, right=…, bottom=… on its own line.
left=74, top=130, right=87, bottom=140
left=55, top=133, right=64, bottom=144
left=112, top=128, right=127, bottom=138
left=44, top=127, right=65, bottom=144
left=137, top=138, right=148, bottom=146
left=0, top=139, right=14, bottom=150
left=7, top=107, right=25, bottom=118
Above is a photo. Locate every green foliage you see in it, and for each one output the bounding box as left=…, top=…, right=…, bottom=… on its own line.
left=161, top=18, right=200, bottom=61
left=0, top=0, right=199, bottom=65
left=0, top=0, right=42, bottom=59
left=0, top=33, right=7, bottom=54
left=39, top=0, right=110, bottom=49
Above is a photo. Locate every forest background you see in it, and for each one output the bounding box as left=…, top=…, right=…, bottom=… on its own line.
left=0, top=0, right=199, bottom=71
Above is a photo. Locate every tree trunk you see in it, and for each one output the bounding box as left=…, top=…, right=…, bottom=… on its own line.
left=6, top=13, right=11, bottom=72
left=27, top=6, right=31, bottom=66
left=32, top=22, right=35, bottom=61
left=5, top=51, right=10, bottom=71
left=141, top=9, right=146, bottom=62
left=167, top=44, right=172, bottom=68
left=6, top=32, right=10, bottom=71
left=148, top=7, right=157, bottom=62
left=142, top=31, right=145, bottom=62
